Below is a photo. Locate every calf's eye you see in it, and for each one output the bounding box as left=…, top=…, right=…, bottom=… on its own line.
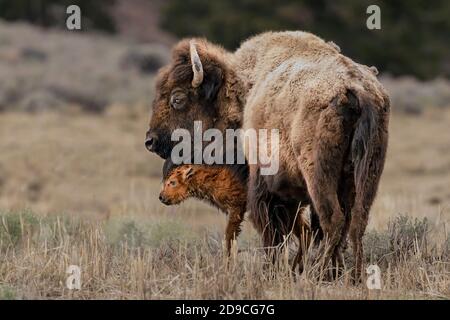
left=169, top=180, right=177, bottom=187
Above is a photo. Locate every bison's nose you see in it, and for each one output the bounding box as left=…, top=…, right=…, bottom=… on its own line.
left=145, top=137, right=154, bottom=151
left=145, top=132, right=157, bottom=152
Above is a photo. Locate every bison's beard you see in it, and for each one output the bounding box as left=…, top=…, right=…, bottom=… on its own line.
left=155, top=147, right=171, bottom=160
left=153, top=133, right=174, bottom=159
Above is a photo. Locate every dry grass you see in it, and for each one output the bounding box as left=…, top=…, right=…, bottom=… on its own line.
left=0, top=107, right=449, bottom=299
left=0, top=210, right=447, bottom=300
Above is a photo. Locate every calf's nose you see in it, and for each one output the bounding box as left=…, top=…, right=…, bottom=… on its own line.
left=159, top=194, right=170, bottom=205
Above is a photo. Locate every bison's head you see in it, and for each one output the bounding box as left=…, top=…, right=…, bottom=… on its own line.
left=145, top=39, right=235, bottom=160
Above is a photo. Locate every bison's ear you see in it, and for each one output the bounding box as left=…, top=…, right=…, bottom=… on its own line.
left=200, top=66, right=223, bottom=102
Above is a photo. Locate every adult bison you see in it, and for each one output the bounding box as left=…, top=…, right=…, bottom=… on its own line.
left=145, top=31, right=390, bottom=280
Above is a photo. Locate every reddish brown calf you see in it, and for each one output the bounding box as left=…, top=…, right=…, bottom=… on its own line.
left=159, top=164, right=247, bottom=252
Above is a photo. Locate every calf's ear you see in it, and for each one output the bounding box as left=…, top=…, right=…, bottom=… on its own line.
left=183, top=166, right=195, bottom=180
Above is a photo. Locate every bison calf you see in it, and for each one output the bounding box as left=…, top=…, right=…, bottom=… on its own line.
left=159, top=163, right=247, bottom=253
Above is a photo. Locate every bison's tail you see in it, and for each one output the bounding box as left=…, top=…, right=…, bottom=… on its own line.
left=351, top=92, right=387, bottom=208
left=351, top=96, right=377, bottom=201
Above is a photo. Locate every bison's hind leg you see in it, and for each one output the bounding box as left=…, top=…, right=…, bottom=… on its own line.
left=333, top=169, right=356, bottom=278
left=299, top=92, right=360, bottom=277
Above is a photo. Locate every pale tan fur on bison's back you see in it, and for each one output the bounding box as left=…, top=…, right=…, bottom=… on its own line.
left=233, top=30, right=387, bottom=147
left=233, top=31, right=388, bottom=200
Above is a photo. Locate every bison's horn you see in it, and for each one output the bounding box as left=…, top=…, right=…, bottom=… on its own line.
left=369, top=66, right=379, bottom=75
left=190, top=41, right=204, bottom=88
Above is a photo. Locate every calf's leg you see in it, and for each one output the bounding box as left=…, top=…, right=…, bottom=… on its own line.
left=225, top=209, right=245, bottom=254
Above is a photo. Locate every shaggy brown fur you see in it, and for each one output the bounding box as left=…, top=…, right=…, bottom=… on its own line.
left=146, top=31, right=390, bottom=280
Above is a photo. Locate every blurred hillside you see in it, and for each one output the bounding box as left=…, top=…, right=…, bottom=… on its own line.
left=0, top=0, right=449, bottom=80
left=0, top=20, right=449, bottom=114
left=0, top=21, right=170, bottom=112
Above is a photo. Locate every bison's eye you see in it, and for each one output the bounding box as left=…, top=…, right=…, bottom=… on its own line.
left=170, top=90, right=187, bottom=110
left=169, top=180, right=177, bottom=187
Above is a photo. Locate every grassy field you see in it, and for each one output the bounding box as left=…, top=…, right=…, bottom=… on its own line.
left=0, top=106, right=449, bottom=299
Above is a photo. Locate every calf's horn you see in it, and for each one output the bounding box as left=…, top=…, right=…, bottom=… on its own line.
left=190, top=41, right=204, bottom=88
